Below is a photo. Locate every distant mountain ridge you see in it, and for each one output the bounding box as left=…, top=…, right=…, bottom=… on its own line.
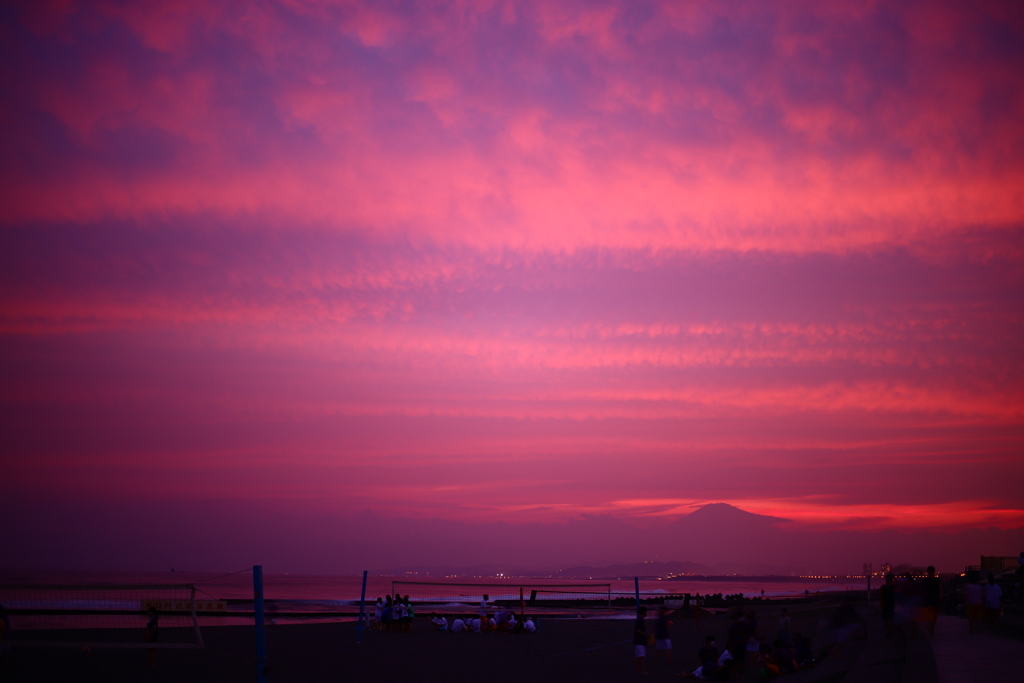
left=682, top=502, right=788, bottom=525
left=379, top=504, right=799, bottom=577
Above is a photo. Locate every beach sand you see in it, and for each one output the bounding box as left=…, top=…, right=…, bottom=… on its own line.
left=0, top=603, right=865, bottom=682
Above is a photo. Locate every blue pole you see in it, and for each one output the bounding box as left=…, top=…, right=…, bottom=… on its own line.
left=356, top=570, right=368, bottom=643
left=634, top=576, right=640, bottom=613
left=253, top=565, right=267, bottom=683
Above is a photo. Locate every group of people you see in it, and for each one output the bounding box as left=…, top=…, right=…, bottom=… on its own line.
left=634, top=605, right=816, bottom=679
left=370, top=593, right=538, bottom=634
left=878, top=567, right=943, bottom=637
left=371, top=594, right=415, bottom=631
left=878, top=565, right=1005, bottom=638
left=961, top=571, right=1004, bottom=634
left=428, top=611, right=538, bottom=633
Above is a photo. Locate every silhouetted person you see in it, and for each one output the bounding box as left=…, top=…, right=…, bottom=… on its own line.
left=633, top=605, right=649, bottom=674
left=963, top=571, right=983, bottom=633
left=984, top=573, right=1003, bottom=630
left=0, top=603, right=9, bottom=663
left=654, top=605, right=672, bottom=663
left=679, top=634, right=723, bottom=680
left=726, top=609, right=747, bottom=674
left=880, top=574, right=896, bottom=637
left=778, top=607, right=792, bottom=646
left=144, top=606, right=159, bottom=666
left=921, top=566, right=941, bottom=637
left=825, top=602, right=860, bottom=658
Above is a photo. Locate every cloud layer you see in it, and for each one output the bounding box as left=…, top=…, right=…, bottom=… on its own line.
left=2, top=1, right=1024, bottom=571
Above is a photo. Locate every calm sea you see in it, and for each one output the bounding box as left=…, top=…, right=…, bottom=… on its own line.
left=0, top=569, right=867, bottom=625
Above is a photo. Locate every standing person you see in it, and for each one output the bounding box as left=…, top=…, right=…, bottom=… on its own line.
left=654, top=605, right=672, bottom=664
left=726, top=609, right=747, bottom=675
left=479, top=594, right=489, bottom=620
left=144, top=606, right=159, bottom=666
left=0, top=603, right=10, bottom=663
left=372, top=597, right=382, bottom=630
left=382, top=595, right=393, bottom=631
left=633, top=605, right=649, bottom=674
left=405, top=597, right=415, bottom=631
left=921, top=566, right=941, bottom=638
left=963, top=572, right=983, bottom=634
left=778, top=607, right=792, bottom=646
left=983, top=574, right=1003, bottom=631
left=880, top=574, right=897, bottom=637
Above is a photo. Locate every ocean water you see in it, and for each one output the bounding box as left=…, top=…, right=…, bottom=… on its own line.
left=0, top=569, right=867, bottom=627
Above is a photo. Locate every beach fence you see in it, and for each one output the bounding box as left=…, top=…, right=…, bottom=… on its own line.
left=390, top=580, right=613, bottom=610
left=0, top=582, right=210, bottom=649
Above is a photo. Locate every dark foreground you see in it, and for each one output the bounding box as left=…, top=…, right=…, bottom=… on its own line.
left=0, top=603, right=949, bottom=683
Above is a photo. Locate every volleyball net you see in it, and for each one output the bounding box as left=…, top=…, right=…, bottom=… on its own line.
left=390, top=581, right=612, bottom=609
left=0, top=583, right=222, bottom=648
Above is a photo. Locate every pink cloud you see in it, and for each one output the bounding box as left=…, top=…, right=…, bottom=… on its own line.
left=3, top=1, right=1024, bottom=253
left=2, top=1, right=1024, bottom=568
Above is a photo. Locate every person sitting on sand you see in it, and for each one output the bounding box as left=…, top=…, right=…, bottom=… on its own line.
left=757, top=636, right=773, bottom=663
left=470, top=617, right=482, bottom=633
left=430, top=613, right=447, bottom=631
left=678, top=635, right=724, bottom=680
left=523, top=616, right=537, bottom=633
left=451, top=616, right=466, bottom=633
left=698, top=635, right=720, bottom=677
left=494, top=610, right=515, bottom=631
left=761, top=639, right=795, bottom=677
left=793, top=635, right=814, bottom=668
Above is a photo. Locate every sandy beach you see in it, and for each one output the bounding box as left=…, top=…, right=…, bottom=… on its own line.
left=0, top=603, right=868, bottom=683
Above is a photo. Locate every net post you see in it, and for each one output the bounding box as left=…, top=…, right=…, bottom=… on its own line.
left=519, top=586, right=524, bottom=615
left=608, top=585, right=611, bottom=608
left=190, top=585, right=204, bottom=648
left=634, top=577, right=640, bottom=613
left=356, top=570, right=368, bottom=643
left=253, top=565, right=267, bottom=683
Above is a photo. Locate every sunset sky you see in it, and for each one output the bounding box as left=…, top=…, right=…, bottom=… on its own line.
left=3, top=1, right=1024, bottom=572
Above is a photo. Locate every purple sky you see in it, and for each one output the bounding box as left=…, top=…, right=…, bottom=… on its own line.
left=2, top=0, right=1023, bottom=573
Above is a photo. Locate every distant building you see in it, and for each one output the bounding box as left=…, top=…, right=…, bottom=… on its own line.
left=881, top=563, right=892, bottom=575
left=980, top=556, right=1019, bottom=575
